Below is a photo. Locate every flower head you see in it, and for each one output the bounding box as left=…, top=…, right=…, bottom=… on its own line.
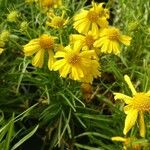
left=46, top=11, right=69, bottom=29
left=73, top=2, right=109, bottom=34
left=52, top=43, right=100, bottom=83
left=70, top=30, right=99, bottom=51
left=114, top=75, right=150, bottom=137
left=23, top=34, right=56, bottom=70
left=94, top=27, right=132, bottom=55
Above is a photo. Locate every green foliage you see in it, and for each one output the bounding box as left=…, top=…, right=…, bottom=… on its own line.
left=0, top=0, right=150, bottom=149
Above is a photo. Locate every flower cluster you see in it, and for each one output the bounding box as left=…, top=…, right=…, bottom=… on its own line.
left=73, top=1, right=131, bottom=55
left=22, top=1, right=132, bottom=84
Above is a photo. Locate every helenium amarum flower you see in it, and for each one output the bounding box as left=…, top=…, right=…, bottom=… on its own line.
left=70, top=30, right=99, bottom=51
left=114, top=75, right=150, bottom=137
left=52, top=42, right=100, bottom=83
left=94, top=27, right=132, bottom=55
left=46, top=11, right=69, bottom=29
left=73, top=2, right=109, bottom=34
left=23, top=34, right=57, bottom=70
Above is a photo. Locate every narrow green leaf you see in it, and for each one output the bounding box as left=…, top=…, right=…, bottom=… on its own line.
left=11, top=125, right=39, bottom=150
left=60, top=94, right=76, bottom=112
left=5, top=113, right=15, bottom=150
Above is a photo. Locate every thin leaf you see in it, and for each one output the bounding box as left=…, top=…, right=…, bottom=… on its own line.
left=11, top=125, right=39, bottom=150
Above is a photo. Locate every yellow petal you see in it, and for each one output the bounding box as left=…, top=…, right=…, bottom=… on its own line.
left=74, top=10, right=88, bottom=21
left=60, top=64, right=71, bottom=78
left=124, top=75, right=137, bottom=95
left=73, top=41, right=82, bottom=53
left=112, top=41, right=120, bottom=54
left=71, top=67, right=80, bottom=80
left=123, top=109, right=138, bottom=135
left=119, top=35, right=132, bottom=46
left=91, top=22, right=99, bottom=36
left=24, top=45, right=40, bottom=56
left=114, top=93, right=132, bottom=104
left=111, top=136, right=127, bottom=142
left=76, top=66, right=84, bottom=78
left=54, top=51, right=66, bottom=58
left=139, top=111, right=145, bottom=137
left=48, top=50, right=55, bottom=71
left=94, top=38, right=104, bottom=48
left=32, top=49, right=45, bottom=68
left=52, top=59, right=66, bottom=70
left=70, top=34, right=84, bottom=43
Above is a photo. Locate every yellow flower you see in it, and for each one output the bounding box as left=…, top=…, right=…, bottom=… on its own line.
left=70, top=31, right=99, bottom=54
left=7, top=10, right=19, bottom=22
left=0, top=48, right=4, bottom=55
left=94, top=27, right=132, bottom=55
left=52, top=43, right=100, bottom=83
left=39, top=0, right=62, bottom=8
left=46, top=11, right=69, bottom=29
left=23, top=34, right=56, bottom=70
left=73, top=2, right=109, bottom=34
left=114, top=75, right=150, bottom=137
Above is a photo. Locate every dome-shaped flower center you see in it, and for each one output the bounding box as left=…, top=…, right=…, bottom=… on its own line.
left=132, top=93, right=150, bottom=111
left=52, top=17, right=65, bottom=28
left=108, top=28, right=120, bottom=40
left=39, top=34, right=54, bottom=49
left=68, top=54, right=81, bottom=65
left=87, top=11, right=99, bottom=22
left=85, top=35, right=95, bottom=48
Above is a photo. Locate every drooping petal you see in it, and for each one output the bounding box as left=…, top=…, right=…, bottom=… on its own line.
left=119, top=35, right=132, bottom=46
left=112, top=41, right=120, bottom=55
left=76, top=66, right=84, bottom=78
left=48, top=50, right=55, bottom=71
left=80, top=50, right=95, bottom=58
left=139, top=111, right=145, bottom=137
left=54, top=51, right=66, bottom=58
left=73, top=41, right=82, bottom=53
left=93, top=38, right=103, bottom=48
left=123, top=109, right=138, bottom=135
left=32, top=49, right=45, bottom=68
left=24, top=44, right=40, bottom=56
left=70, top=34, right=84, bottom=43
left=52, top=59, right=66, bottom=70
left=59, top=64, right=71, bottom=78
left=71, top=67, right=80, bottom=80
left=91, top=22, right=99, bottom=35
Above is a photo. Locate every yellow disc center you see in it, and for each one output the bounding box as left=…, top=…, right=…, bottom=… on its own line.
left=39, top=34, right=54, bottom=49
